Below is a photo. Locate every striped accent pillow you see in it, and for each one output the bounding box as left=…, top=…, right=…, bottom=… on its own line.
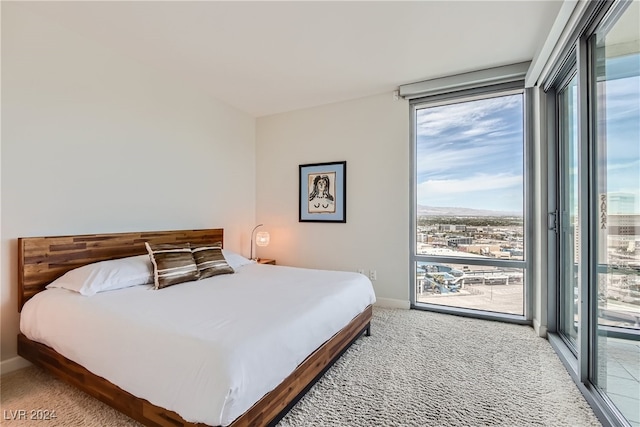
left=145, top=242, right=200, bottom=289
left=192, top=243, right=235, bottom=279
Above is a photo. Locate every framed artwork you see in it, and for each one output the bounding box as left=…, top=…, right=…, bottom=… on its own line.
left=299, top=161, right=346, bottom=223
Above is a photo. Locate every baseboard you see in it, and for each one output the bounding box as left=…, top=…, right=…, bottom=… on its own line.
left=533, top=319, right=548, bottom=338
left=374, top=298, right=410, bottom=309
left=0, top=356, right=31, bottom=376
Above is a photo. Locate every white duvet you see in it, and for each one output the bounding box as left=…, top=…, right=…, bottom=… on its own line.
left=20, top=263, right=376, bottom=426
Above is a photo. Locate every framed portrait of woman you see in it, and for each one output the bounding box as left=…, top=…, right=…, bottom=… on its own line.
left=299, top=161, right=346, bottom=223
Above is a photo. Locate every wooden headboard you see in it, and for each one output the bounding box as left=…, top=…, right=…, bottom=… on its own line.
left=18, top=228, right=224, bottom=310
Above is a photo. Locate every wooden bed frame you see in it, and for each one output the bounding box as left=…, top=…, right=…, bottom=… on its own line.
left=17, top=228, right=372, bottom=427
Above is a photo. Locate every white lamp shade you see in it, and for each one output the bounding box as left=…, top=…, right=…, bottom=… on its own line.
left=255, top=231, right=270, bottom=247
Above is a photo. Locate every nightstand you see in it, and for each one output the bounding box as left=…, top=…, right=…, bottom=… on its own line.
left=257, top=258, right=276, bottom=265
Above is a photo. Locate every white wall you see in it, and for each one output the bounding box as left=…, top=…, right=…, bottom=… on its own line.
left=1, top=5, right=256, bottom=367
left=256, top=92, right=409, bottom=306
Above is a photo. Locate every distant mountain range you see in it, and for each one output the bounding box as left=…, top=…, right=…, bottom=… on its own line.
left=417, top=205, right=522, bottom=217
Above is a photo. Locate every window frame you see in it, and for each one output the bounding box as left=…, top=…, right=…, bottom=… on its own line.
left=409, top=81, right=533, bottom=324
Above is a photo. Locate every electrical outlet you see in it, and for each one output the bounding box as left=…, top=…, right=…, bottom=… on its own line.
left=369, top=270, right=377, bottom=281
left=357, top=269, right=365, bottom=275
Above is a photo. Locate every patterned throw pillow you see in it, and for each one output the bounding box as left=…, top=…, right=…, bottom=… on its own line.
left=192, top=243, right=235, bottom=279
left=145, top=242, right=200, bottom=289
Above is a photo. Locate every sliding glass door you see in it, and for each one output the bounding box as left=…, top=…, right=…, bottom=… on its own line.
left=550, top=1, right=639, bottom=425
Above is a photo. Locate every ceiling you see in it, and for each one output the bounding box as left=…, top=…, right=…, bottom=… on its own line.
left=18, top=1, right=564, bottom=117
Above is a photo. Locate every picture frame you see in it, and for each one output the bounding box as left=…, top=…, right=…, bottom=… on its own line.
left=299, top=161, right=346, bottom=223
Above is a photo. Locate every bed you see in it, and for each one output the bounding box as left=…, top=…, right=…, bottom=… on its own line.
left=17, top=228, right=375, bottom=426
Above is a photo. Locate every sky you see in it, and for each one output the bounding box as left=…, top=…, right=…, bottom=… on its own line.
left=602, top=54, right=640, bottom=213
left=416, top=93, right=524, bottom=213
left=415, top=52, right=640, bottom=215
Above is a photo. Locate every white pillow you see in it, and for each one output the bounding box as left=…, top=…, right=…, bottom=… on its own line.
left=46, top=255, right=153, bottom=296
left=222, top=249, right=253, bottom=270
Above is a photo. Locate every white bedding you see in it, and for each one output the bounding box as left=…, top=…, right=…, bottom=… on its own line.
left=20, top=263, right=376, bottom=426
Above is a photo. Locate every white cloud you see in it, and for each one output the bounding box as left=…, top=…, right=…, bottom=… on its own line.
left=417, top=173, right=524, bottom=212
left=416, top=94, right=521, bottom=137
left=418, top=173, right=522, bottom=195
left=417, top=144, right=492, bottom=175
left=606, top=158, right=640, bottom=172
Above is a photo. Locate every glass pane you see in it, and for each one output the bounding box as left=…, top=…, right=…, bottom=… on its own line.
left=592, top=3, right=640, bottom=425
left=558, top=74, right=579, bottom=348
left=414, top=92, right=525, bottom=316
left=415, top=261, right=524, bottom=315
left=416, top=94, right=525, bottom=261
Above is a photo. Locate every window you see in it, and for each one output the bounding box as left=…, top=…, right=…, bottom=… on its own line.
left=557, top=70, right=579, bottom=349
left=411, top=86, right=528, bottom=320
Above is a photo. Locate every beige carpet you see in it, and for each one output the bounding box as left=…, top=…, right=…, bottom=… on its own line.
left=1, top=307, right=601, bottom=426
